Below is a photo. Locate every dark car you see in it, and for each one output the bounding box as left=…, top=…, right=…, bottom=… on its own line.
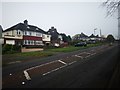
left=75, top=42, right=87, bottom=47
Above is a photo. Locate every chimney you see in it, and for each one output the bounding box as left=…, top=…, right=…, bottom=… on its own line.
left=24, top=20, right=28, bottom=26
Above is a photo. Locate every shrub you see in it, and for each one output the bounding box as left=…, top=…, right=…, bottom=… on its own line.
left=2, top=44, right=21, bottom=54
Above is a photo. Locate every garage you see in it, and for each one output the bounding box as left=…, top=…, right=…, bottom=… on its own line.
left=6, top=40, right=15, bottom=45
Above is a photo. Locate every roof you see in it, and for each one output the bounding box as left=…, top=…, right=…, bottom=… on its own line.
left=89, top=34, right=99, bottom=38
left=73, top=33, right=89, bottom=39
left=3, top=23, right=47, bottom=34
left=80, top=33, right=88, bottom=38
left=0, top=25, right=3, bottom=32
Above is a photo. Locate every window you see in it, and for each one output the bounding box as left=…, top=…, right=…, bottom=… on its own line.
left=24, top=40, right=27, bottom=45
left=42, top=35, right=45, bottom=39
left=19, top=31, right=21, bottom=35
left=29, top=32, right=32, bottom=36
left=30, top=40, right=34, bottom=45
left=27, top=26, right=30, bottom=29
left=36, top=41, right=43, bottom=45
left=17, top=30, right=21, bottom=35
left=36, top=32, right=42, bottom=37
left=24, top=31, right=27, bottom=35
left=47, top=35, right=49, bottom=38
left=28, top=40, right=30, bottom=45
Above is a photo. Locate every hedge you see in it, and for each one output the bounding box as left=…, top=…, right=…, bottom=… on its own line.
left=2, top=44, right=21, bottom=54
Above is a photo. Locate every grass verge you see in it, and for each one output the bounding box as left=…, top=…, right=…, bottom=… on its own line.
left=2, top=43, right=105, bottom=67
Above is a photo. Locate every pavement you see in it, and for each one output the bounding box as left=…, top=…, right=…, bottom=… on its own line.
left=2, top=43, right=120, bottom=88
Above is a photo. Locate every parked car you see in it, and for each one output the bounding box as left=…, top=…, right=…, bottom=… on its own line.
left=75, top=42, right=87, bottom=47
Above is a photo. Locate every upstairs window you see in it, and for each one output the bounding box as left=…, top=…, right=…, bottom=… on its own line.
left=25, top=31, right=27, bottom=35
left=29, top=32, right=32, bottom=36
left=36, top=32, right=42, bottom=37
left=17, top=30, right=21, bottom=35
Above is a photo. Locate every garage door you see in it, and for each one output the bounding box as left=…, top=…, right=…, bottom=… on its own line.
left=6, top=40, right=15, bottom=45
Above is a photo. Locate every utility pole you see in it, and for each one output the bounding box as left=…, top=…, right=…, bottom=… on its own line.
left=94, top=28, right=97, bottom=36
left=100, top=29, right=102, bottom=37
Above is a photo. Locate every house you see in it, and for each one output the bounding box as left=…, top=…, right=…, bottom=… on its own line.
left=47, top=27, right=69, bottom=47
left=47, top=26, right=59, bottom=43
left=89, top=34, right=102, bottom=41
left=2, top=20, right=51, bottom=47
left=72, top=33, right=89, bottom=41
left=47, top=26, right=63, bottom=47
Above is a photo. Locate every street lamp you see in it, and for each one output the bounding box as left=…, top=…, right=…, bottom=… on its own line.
left=94, top=28, right=97, bottom=36
left=94, top=28, right=102, bottom=37
left=100, top=29, right=102, bottom=37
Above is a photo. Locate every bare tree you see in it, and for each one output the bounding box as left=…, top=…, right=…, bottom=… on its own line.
left=102, top=0, right=120, bottom=16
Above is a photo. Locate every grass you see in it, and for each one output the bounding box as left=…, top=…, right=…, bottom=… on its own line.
left=2, top=43, right=105, bottom=67
left=46, top=43, right=104, bottom=53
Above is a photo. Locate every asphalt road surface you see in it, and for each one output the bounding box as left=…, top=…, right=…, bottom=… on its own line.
left=2, top=44, right=120, bottom=88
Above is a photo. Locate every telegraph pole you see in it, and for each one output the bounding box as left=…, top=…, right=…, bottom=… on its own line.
left=100, top=29, right=102, bottom=37
left=94, top=28, right=97, bottom=36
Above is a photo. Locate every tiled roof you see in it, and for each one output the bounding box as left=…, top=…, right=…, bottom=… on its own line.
left=3, top=23, right=47, bottom=34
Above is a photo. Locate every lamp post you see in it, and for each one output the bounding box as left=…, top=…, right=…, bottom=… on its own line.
left=94, top=28, right=97, bottom=36
left=100, top=29, right=102, bottom=37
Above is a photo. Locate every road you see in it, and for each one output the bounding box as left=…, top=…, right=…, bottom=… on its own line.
left=2, top=44, right=120, bottom=88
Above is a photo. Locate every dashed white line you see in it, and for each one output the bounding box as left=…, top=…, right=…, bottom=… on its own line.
left=85, top=55, right=91, bottom=58
left=43, top=71, right=51, bottom=76
left=42, top=64, right=68, bottom=76
left=9, top=73, right=12, bottom=76
left=68, top=61, right=77, bottom=65
left=58, top=60, right=67, bottom=65
left=74, top=55, right=83, bottom=58
left=26, top=60, right=58, bottom=71
left=23, top=70, right=31, bottom=80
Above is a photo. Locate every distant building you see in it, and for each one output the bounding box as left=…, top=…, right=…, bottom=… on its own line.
left=89, top=34, right=102, bottom=41
left=72, top=32, right=89, bottom=41
left=47, top=26, right=64, bottom=47
left=72, top=33, right=104, bottom=42
left=2, top=20, right=51, bottom=47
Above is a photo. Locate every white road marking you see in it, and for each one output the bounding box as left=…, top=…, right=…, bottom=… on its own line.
left=90, top=53, right=96, bottom=55
left=23, top=70, right=31, bottom=80
left=22, top=82, right=25, bottom=85
left=26, top=60, right=58, bottom=71
left=58, top=60, right=67, bottom=65
left=68, top=61, right=77, bottom=65
left=74, top=55, right=83, bottom=58
left=42, top=64, right=68, bottom=76
left=43, top=71, right=51, bottom=76
left=8, top=61, right=21, bottom=64
left=85, top=55, right=91, bottom=58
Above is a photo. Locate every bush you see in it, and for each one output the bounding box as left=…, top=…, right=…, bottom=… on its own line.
left=2, top=44, right=21, bottom=54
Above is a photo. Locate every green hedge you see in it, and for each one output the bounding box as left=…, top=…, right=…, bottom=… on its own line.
left=2, top=44, right=21, bottom=54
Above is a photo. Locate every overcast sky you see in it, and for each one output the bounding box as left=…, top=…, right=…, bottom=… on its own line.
left=1, top=1, right=118, bottom=38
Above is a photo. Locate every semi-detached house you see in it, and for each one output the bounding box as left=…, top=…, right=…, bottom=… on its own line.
left=2, top=20, right=51, bottom=47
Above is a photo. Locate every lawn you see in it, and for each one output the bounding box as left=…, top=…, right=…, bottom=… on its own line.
left=46, top=43, right=104, bottom=52
left=2, top=43, right=105, bottom=67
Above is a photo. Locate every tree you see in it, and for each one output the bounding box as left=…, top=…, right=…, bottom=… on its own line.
left=102, top=0, right=120, bottom=16
left=106, top=34, right=115, bottom=42
left=67, top=35, right=72, bottom=42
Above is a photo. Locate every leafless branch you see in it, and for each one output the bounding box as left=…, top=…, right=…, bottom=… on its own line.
left=103, top=0, right=120, bottom=17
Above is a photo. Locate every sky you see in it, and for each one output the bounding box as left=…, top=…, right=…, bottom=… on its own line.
left=1, top=0, right=118, bottom=38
